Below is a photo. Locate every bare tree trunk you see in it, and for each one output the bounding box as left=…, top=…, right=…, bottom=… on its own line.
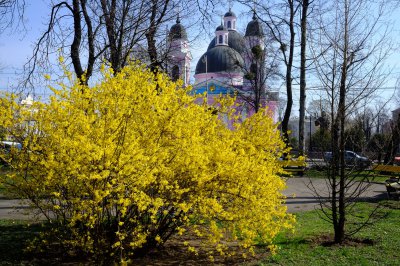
left=281, top=0, right=296, bottom=145
left=101, top=0, right=118, bottom=71
left=71, top=0, right=85, bottom=84
left=335, top=0, right=349, bottom=243
left=146, top=0, right=170, bottom=74
left=298, top=0, right=309, bottom=155
left=71, top=0, right=95, bottom=85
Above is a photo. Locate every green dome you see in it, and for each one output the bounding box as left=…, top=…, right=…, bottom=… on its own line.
left=168, top=17, right=187, bottom=40
left=195, top=46, right=244, bottom=74
left=224, top=9, right=236, bottom=17
left=207, top=30, right=245, bottom=54
left=245, top=13, right=264, bottom=37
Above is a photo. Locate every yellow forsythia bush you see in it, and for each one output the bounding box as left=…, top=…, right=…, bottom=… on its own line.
left=0, top=63, right=294, bottom=261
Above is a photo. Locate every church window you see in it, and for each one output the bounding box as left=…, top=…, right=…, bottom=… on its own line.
left=219, top=35, right=223, bottom=44
left=233, top=21, right=236, bottom=29
left=227, top=21, right=231, bottom=29
left=172, top=65, right=180, bottom=81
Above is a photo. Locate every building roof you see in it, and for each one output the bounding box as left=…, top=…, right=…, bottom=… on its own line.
left=207, top=30, right=245, bottom=54
left=245, top=13, right=264, bottom=37
left=216, top=23, right=228, bottom=31
left=195, top=46, right=244, bottom=74
left=168, top=17, right=187, bottom=40
left=224, top=8, right=236, bottom=17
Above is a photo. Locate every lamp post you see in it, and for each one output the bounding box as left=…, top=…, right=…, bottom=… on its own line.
left=307, top=112, right=317, bottom=153
left=202, top=55, right=208, bottom=104
left=309, top=114, right=312, bottom=152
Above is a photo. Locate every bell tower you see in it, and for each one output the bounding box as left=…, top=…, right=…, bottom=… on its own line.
left=167, top=15, right=192, bottom=86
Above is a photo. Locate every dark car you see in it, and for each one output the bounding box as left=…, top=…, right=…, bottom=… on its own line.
left=324, top=150, right=371, bottom=169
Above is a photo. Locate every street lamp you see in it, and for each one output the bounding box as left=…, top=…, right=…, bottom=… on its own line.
left=309, top=114, right=312, bottom=152
left=307, top=112, right=318, bottom=154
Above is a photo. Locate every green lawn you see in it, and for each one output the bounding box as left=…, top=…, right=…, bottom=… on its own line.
left=261, top=201, right=400, bottom=266
left=0, top=220, right=43, bottom=263
left=1, top=202, right=399, bottom=265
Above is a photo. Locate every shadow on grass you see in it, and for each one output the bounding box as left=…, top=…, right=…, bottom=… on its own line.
left=0, top=221, right=90, bottom=265
left=0, top=221, right=41, bottom=263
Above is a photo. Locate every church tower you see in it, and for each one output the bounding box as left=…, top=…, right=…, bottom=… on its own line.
left=223, top=8, right=237, bottom=31
left=243, top=11, right=266, bottom=98
left=244, top=11, right=265, bottom=72
left=167, top=15, right=192, bottom=86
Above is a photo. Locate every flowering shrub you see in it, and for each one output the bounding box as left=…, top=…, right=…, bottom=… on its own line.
left=0, top=64, right=294, bottom=261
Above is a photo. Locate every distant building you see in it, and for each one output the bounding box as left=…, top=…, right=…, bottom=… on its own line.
left=392, top=107, right=400, bottom=121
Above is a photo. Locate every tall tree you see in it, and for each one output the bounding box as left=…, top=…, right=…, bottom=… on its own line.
left=311, top=0, right=393, bottom=243
left=24, top=0, right=222, bottom=87
left=250, top=0, right=300, bottom=144
left=298, top=0, right=312, bottom=155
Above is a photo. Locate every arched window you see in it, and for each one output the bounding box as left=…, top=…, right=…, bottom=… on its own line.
left=224, top=35, right=228, bottom=44
left=172, top=65, right=179, bottom=81
left=219, top=35, right=223, bottom=44
left=233, top=21, right=236, bottom=29
left=227, top=21, right=231, bottom=29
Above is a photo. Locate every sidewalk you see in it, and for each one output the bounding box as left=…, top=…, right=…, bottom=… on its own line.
left=0, top=178, right=389, bottom=219
left=284, top=177, right=388, bottom=212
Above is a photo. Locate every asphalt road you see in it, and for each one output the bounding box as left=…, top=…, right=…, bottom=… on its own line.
left=0, top=178, right=389, bottom=220
left=284, top=177, right=388, bottom=212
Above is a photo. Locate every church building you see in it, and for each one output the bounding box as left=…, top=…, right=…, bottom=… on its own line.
left=166, top=9, right=278, bottom=121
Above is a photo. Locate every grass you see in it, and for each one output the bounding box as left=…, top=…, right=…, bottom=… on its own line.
left=261, top=201, right=400, bottom=266
left=0, top=220, right=43, bottom=263
left=0, top=167, right=398, bottom=264
left=0, top=202, right=399, bottom=265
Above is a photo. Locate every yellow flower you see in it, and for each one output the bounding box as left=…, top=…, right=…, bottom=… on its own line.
left=0, top=62, right=294, bottom=260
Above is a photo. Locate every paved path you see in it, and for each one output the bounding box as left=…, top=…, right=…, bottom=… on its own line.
left=0, top=198, right=34, bottom=220
left=0, top=178, right=389, bottom=219
left=284, top=177, right=388, bottom=212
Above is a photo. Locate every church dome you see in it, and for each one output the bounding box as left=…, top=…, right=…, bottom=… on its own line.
left=216, top=24, right=227, bottom=31
left=245, top=13, right=264, bottom=37
left=195, top=46, right=244, bottom=74
left=168, top=17, right=187, bottom=40
left=224, top=9, right=236, bottom=17
left=207, top=30, right=245, bottom=54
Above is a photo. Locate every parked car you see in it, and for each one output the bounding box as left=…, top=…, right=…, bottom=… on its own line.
left=324, top=150, right=371, bottom=169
